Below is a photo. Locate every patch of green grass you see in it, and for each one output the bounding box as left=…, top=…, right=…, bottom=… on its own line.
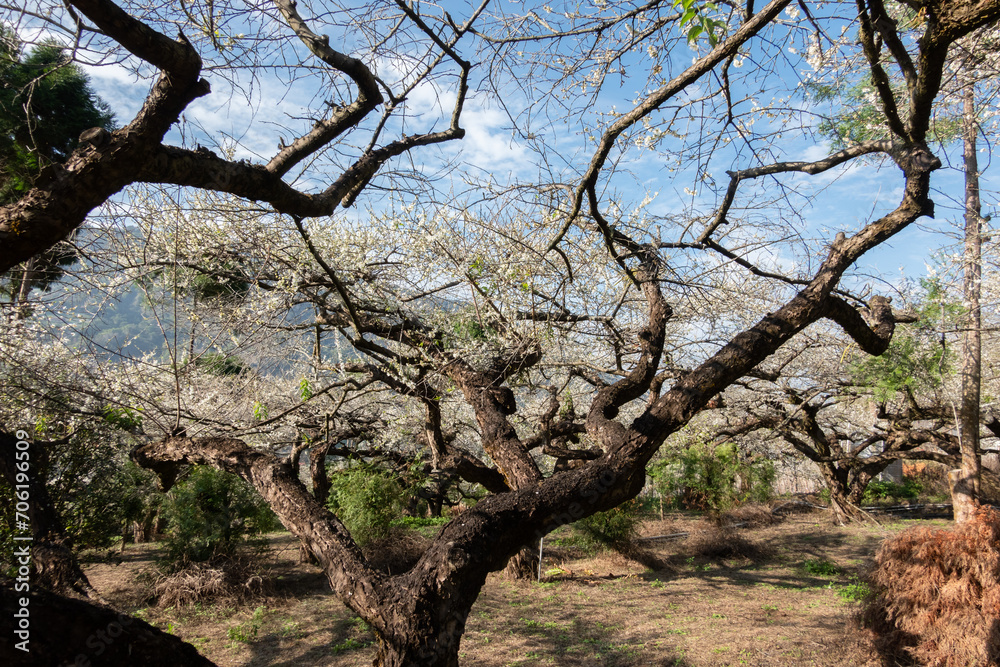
left=613, top=642, right=640, bottom=656
left=520, top=618, right=562, bottom=631
left=278, top=620, right=304, bottom=639
left=837, top=578, right=872, bottom=602
left=802, top=558, right=842, bottom=577
left=189, top=602, right=236, bottom=621
left=350, top=615, right=371, bottom=632
left=226, top=606, right=267, bottom=645
left=331, top=637, right=372, bottom=654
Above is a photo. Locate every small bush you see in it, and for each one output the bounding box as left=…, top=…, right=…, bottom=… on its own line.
left=568, top=499, right=668, bottom=569
left=327, top=463, right=407, bottom=546
left=160, top=466, right=279, bottom=567
left=71, top=459, right=163, bottom=547
left=572, top=498, right=642, bottom=552
left=226, top=605, right=268, bottom=644
left=648, top=435, right=775, bottom=513
left=860, top=506, right=1000, bottom=667
left=0, top=426, right=162, bottom=551
left=802, top=558, right=842, bottom=577
left=838, top=579, right=872, bottom=603
left=392, top=515, right=450, bottom=529
left=862, top=478, right=922, bottom=504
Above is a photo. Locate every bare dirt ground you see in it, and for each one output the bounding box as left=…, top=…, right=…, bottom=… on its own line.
left=82, top=507, right=937, bottom=666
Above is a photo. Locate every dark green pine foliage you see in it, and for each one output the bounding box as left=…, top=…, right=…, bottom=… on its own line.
left=0, top=29, right=115, bottom=302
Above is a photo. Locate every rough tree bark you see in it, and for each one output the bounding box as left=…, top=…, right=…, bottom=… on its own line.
left=0, top=577, right=215, bottom=666
left=0, top=431, right=98, bottom=599
left=309, top=438, right=335, bottom=506
left=816, top=463, right=878, bottom=525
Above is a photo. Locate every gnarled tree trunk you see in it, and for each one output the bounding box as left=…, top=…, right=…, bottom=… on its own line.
left=0, top=431, right=98, bottom=599
left=502, top=545, right=539, bottom=580
left=816, top=462, right=875, bottom=525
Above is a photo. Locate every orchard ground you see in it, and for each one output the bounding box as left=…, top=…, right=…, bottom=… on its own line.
left=80, top=505, right=934, bottom=666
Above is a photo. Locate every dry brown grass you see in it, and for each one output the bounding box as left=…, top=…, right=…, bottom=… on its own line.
left=153, top=556, right=269, bottom=608
left=717, top=502, right=781, bottom=528
left=860, top=506, right=1000, bottom=667
left=82, top=512, right=913, bottom=666
left=681, top=524, right=774, bottom=562
left=361, top=527, right=431, bottom=575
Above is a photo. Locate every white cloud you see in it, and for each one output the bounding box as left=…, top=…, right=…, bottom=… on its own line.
left=82, top=62, right=150, bottom=122
left=456, top=98, right=529, bottom=175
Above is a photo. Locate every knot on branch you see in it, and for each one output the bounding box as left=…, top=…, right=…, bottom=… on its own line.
left=893, top=144, right=942, bottom=175
left=825, top=294, right=895, bottom=356
left=78, top=127, right=111, bottom=149
left=489, top=387, right=517, bottom=415
left=130, top=442, right=183, bottom=492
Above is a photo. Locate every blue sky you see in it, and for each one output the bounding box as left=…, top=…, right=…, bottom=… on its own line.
left=16, top=0, right=998, bottom=306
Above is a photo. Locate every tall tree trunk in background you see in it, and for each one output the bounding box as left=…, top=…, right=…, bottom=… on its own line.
left=13, top=257, right=35, bottom=320
left=952, top=80, right=983, bottom=524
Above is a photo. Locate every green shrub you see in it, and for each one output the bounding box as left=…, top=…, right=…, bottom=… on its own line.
left=862, top=478, right=922, bottom=504
left=648, top=435, right=775, bottom=512
left=838, top=579, right=872, bottom=602
left=0, top=424, right=161, bottom=551
left=327, top=463, right=407, bottom=545
left=572, top=498, right=642, bottom=552
left=227, top=605, right=267, bottom=644
left=65, top=459, right=163, bottom=548
left=392, top=515, right=450, bottom=529
left=160, top=466, right=279, bottom=566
